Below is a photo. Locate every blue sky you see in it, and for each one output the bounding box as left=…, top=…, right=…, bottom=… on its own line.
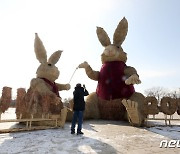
left=0, top=0, right=180, bottom=98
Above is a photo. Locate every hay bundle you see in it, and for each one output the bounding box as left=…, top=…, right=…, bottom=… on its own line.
left=98, top=98, right=126, bottom=120
left=144, top=96, right=159, bottom=115
left=49, top=96, right=63, bottom=114
left=24, top=88, right=37, bottom=114
left=160, top=97, right=177, bottom=115
left=41, top=95, right=51, bottom=114
left=83, top=92, right=100, bottom=120
left=25, top=87, right=63, bottom=116
left=69, top=99, right=74, bottom=111
left=16, top=88, right=26, bottom=115
left=27, top=91, right=40, bottom=115
left=0, top=87, right=12, bottom=113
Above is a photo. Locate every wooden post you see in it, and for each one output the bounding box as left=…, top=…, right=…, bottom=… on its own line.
left=29, top=120, right=32, bottom=129
left=145, top=115, right=149, bottom=127
left=26, top=121, right=29, bottom=128
left=169, top=115, right=173, bottom=126
left=55, top=119, right=58, bottom=127
left=20, top=113, right=22, bottom=119
left=164, top=114, right=167, bottom=125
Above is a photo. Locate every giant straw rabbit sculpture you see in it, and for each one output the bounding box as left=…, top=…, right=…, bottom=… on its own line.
left=78, top=18, right=146, bottom=126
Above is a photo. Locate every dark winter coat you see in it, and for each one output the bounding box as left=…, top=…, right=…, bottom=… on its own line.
left=73, top=86, right=89, bottom=111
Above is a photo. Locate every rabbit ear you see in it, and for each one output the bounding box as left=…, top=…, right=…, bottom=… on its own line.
left=48, top=50, right=63, bottom=65
left=113, top=17, right=128, bottom=46
left=96, top=27, right=111, bottom=47
left=34, top=33, right=47, bottom=64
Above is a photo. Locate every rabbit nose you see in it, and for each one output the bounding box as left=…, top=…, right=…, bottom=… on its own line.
left=107, top=50, right=115, bottom=56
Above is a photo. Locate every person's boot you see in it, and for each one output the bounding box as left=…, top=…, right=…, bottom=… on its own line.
left=77, top=131, right=84, bottom=135
left=71, top=129, right=75, bottom=134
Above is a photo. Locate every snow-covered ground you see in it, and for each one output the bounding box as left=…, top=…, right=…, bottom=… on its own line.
left=0, top=108, right=179, bottom=154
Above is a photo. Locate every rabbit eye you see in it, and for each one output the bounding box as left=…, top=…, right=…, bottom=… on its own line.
left=116, top=46, right=119, bottom=49
left=48, top=63, right=52, bottom=66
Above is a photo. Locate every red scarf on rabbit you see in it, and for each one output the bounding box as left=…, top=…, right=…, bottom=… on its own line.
left=40, top=78, right=60, bottom=98
left=96, top=61, right=135, bottom=100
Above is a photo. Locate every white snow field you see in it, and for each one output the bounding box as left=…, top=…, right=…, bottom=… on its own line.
left=0, top=108, right=179, bottom=154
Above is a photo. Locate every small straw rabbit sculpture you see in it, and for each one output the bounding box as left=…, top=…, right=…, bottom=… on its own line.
left=21, top=33, right=70, bottom=120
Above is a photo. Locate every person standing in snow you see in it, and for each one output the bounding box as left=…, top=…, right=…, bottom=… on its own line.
left=71, top=83, right=89, bottom=135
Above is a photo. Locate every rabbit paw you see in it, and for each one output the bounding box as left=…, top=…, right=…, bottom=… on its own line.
left=125, top=74, right=141, bottom=85
left=78, top=61, right=89, bottom=68
left=65, top=84, right=71, bottom=90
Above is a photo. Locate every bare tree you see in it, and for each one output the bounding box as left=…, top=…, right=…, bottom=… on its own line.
left=169, top=89, right=180, bottom=99
left=144, top=87, right=168, bottom=103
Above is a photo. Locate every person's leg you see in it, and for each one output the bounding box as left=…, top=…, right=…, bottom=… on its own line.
left=71, top=111, right=78, bottom=134
left=77, top=111, right=84, bottom=134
